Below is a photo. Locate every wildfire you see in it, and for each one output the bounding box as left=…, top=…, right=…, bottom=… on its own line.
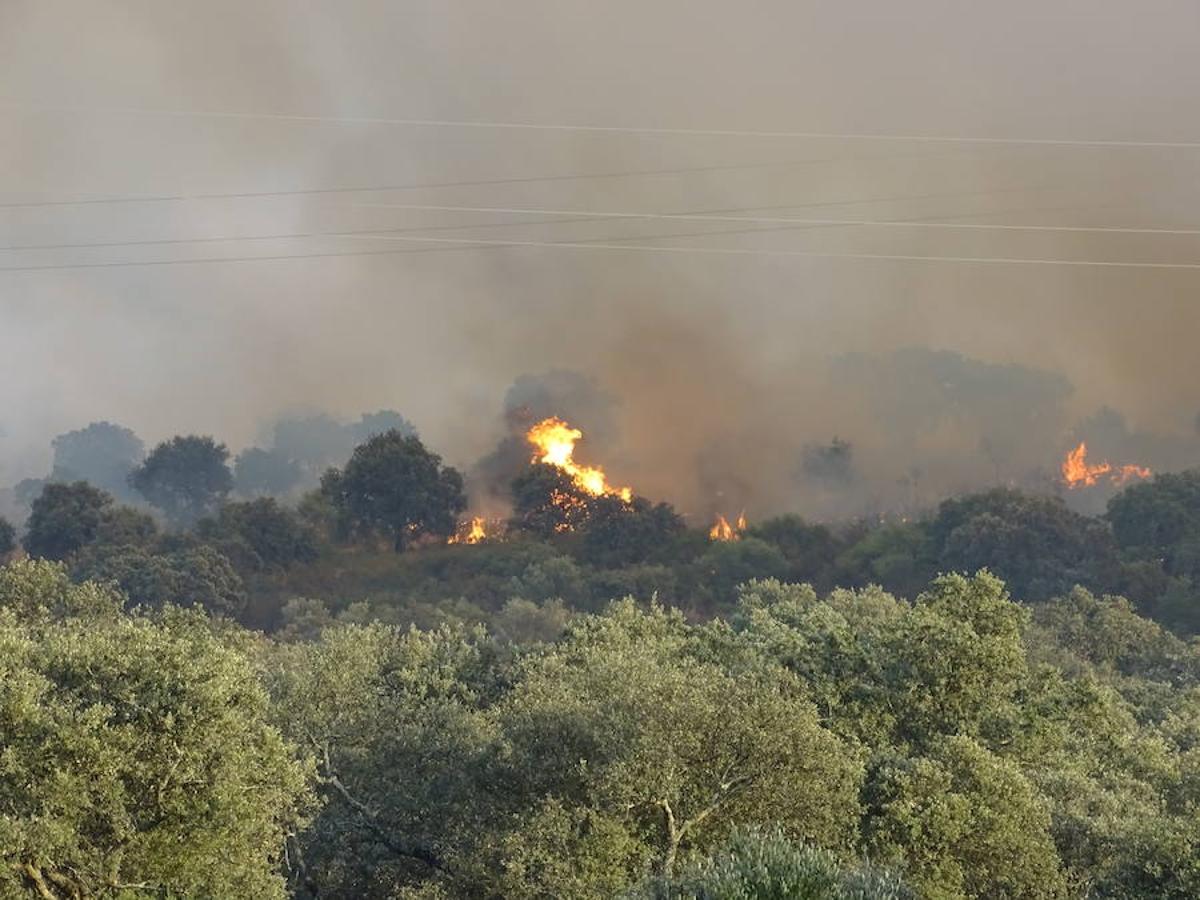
left=526, top=417, right=633, bottom=501
left=448, top=516, right=488, bottom=544
left=1061, top=442, right=1151, bottom=489
left=709, top=511, right=748, bottom=541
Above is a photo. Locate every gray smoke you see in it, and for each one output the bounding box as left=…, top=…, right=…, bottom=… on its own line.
left=3, top=1, right=1200, bottom=522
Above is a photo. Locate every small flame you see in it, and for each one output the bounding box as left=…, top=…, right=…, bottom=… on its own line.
left=1062, top=442, right=1151, bottom=489
left=526, top=417, right=632, bottom=501
left=448, top=516, right=487, bottom=544
left=1113, top=463, right=1153, bottom=485
left=709, top=511, right=747, bottom=541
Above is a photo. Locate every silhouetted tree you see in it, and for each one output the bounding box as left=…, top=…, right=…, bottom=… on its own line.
left=129, top=436, right=233, bottom=526
left=350, top=410, right=417, bottom=443
left=0, top=516, right=14, bottom=558
left=695, top=537, right=789, bottom=607
left=320, top=430, right=465, bottom=551
left=929, top=488, right=1119, bottom=602
left=23, top=481, right=112, bottom=561
left=579, top=495, right=685, bottom=567
left=747, top=514, right=841, bottom=589
left=510, top=463, right=592, bottom=538
left=801, top=437, right=855, bottom=486
left=271, top=414, right=351, bottom=470
left=50, top=421, right=144, bottom=500
left=197, top=498, right=319, bottom=570
left=234, top=447, right=303, bottom=498
left=1109, top=470, right=1200, bottom=573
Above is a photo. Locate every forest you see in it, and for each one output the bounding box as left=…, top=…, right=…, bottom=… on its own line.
left=2, top=413, right=1200, bottom=899
left=8, top=0, right=1200, bottom=895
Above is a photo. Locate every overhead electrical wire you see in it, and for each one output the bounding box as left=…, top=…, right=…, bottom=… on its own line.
left=0, top=145, right=1026, bottom=211
left=350, top=201, right=1200, bottom=237
left=5, top=101, right=1200, bottom=150
left=0, top=185, right=1167, bottom=271
left=0, top=181, right=1064, bottom=253
left=3, top=231, right=1200, bottom=274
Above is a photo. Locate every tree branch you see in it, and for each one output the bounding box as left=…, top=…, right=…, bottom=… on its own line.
left=20, top=864, right=58, bottom=900
left=315, top=741, right=449, bottom=874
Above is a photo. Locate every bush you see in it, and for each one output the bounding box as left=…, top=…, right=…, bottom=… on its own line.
left=632, top=827, right=911, bottom=900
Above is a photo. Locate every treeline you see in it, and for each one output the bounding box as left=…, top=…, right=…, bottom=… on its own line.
left=3, top=560, right=1200, bottom=897
left=2, top=423, right=1200, bottom=895
left=4, top=421, right=1200, bottom=638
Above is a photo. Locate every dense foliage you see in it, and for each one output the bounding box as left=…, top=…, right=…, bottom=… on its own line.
left=129, top=435, right=234, bottom=526
left=4, top=555, right=1199, bottom=898
left=0, top=561, right=309, bottom=898
left=7, top=425, right=1200, bottom=896
left=320, top=429, right=466, bottom=551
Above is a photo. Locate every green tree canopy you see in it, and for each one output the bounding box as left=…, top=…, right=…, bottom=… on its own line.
left=579, top=494, right=686, bottom=567
left=130, top=435, right=234, bottom=526
left=0, top=560, right=309, bottom=899
left=198, top=497, right=319, bottom=571
left=269, top=601, right=862, bottom=898
left=320, top=430, right=466, bottom=551
left=930, top=488, right=1118, bottom=602
left=72, top=543, right=247, bottom=616
left=861, top=737, right=1067, bottom=899
left=746, top=514, right=841, bottom=590
left=23, top=481, right=113, bottom=561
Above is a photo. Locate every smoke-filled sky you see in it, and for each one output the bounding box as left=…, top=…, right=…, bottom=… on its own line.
left=3, top=1, right=1200, bottom=518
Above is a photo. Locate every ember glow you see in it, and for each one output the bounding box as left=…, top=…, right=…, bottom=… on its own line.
left=1061, top=442, right=1152, bottom=489
left=526, top=416, right=633, bottom=501
left=709, top=512, right=748, bottom=541
left=448, top=516, right=487, bottom=544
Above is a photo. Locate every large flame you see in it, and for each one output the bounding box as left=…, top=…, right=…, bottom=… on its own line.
left=448, top=516, right=487, bottom=544
left=709, top=511, right=748, bottom=541
left=526, top=417, right=633, bottom=501
left=1062, top=442, right=1151, bottom=489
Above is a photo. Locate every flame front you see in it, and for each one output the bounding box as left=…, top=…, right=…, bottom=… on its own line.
left=526, top=417, right=633, bottom=501
left=448, top=516, right=487, bottom=544
left=709, top=512, right=748, bottom=541
left=1062, top=442, right=1151, bottom=489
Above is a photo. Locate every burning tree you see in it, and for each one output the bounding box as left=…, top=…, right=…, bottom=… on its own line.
left=709, top=512, right=748, bottom=542
left=526, top=417, right=632, bottom=501
left=1061, top=442, right=1151, bottom=490
left=510, top=417, right=634, bottom=537
left=510, top=464, right=594, bottom=537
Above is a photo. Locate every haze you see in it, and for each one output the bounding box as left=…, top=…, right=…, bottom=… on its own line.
left=4, top=0, right=1200, bottom=518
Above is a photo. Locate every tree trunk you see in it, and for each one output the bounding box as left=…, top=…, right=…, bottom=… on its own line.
left=659, top=800, right=681, bottom=877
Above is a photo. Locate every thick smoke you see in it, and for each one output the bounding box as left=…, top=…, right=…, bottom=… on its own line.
left=3, top=1, right=1200, bottom=523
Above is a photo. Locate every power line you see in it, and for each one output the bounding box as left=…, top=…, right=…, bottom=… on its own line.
left=0, top=146, right=1000, bottom=210
left=339, top=233, right=1200, bottom=269
left=3, top=231, right=1199, bottom=274
left=5, top=100, right=1200, bottom=150
left=352, top=201, right=1200, bottom=237
left=0, top=181, right=1061, bottom=253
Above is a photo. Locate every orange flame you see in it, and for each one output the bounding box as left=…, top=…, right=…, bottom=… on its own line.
left=1061, top=442, right=1151, bottom=489
left=448, top=516, right=487, bottom=544
left=526, top=417, right=633, bottom=501
left=709, top=511, right=748, bottom=541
